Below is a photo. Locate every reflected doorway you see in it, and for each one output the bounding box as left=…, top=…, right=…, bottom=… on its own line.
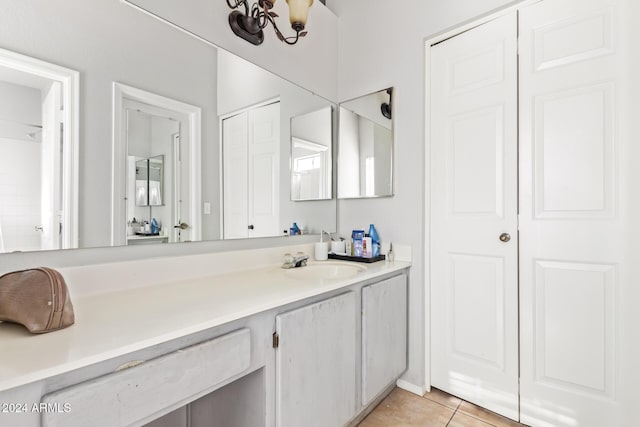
left=112, top=83, right=202, bottom=247
left=0, top=48, right=79, bottom=253
left=125, top=103, right=181, bottom=245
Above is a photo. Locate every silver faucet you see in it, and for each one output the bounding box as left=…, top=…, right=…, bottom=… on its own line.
left=281, top=252, right=309, bottom=269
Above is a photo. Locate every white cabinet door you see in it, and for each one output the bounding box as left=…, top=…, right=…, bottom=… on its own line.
left=362, top=274, right=407, bottom=405
left=430, top=12, right=519, bottom=420
left=519, top=1, right=633, bottom=425
left=275, top=292, right=357, bottom=427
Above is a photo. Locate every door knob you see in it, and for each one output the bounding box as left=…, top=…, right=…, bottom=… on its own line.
left=499, top=233, right=511, bottom=242
left=248, top=224, right=255, bottom=230
left=174, top=222, right=189, bottom=230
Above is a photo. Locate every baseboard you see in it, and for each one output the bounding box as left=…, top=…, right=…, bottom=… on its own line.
left=396, top=379, right=426, bottom=396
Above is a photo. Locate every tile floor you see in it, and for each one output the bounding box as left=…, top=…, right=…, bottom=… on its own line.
left=359, top=387, right=529, bottom=427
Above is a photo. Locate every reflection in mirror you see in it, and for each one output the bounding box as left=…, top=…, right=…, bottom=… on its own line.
left=290, top=106, right=333, bottom=201
left=218, top=50, right=336, bottom=238
left=148, top=156, right=164, bottom=206
left=132, top=156, right=164, bottom=207
left=135, top=158, right=149, bottom=207
left=0, top=0, right=336, bottom=254
left=123, top=101, right=185, bottom=246
left=0, top=47, right=79, bottom=254
left=222, top=101, right=281, bottom=239
left=338, top=88, right=394, bottom=199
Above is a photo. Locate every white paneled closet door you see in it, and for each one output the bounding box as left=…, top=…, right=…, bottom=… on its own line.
left=247, top=103, right=280, bottom=238
left=519, top=0, right=633, bottom=425
left=430, top=12, right=519, bottom=421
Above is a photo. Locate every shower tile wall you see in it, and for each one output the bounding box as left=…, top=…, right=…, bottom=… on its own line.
left=0, top=137, right=42, bottom=252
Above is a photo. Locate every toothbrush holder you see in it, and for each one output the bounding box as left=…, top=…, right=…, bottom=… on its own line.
left=314, top=242, right=329, bottom=261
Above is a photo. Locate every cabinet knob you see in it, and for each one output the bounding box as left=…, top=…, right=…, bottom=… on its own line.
left=499, top=233, right=511, bottom=242
left=248, top=224, right=255, bottom=230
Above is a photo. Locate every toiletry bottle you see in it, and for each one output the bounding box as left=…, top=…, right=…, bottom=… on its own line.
left=363, top=234, right=373, bottom=258
left=352, top=229, right=365, bottom=257
left=151, top=218, right=159, bottom=234
left=291, top=222, right=301, bottom=236
left=387, top=242, right=395, bottom=263
left=368, top=224, right=380, bottom=257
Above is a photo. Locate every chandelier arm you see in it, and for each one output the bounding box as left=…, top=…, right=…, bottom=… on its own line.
left=239, top=0, right=250, bottom=16
left=228, top=0, right=307, bottom=45
left=268, top=15, right=301, bottom=45
left=252, top=3, right=270, bottom=29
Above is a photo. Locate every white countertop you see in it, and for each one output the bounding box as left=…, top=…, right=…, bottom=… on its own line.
left=0, top=251, right=410, bottom=393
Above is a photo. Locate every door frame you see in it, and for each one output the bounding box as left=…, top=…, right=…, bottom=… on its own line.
left=0, top=47, right=80, bottom=249
left=112, top=83, right=202, bottom=246
left=422, top=0, right=542, bottom=393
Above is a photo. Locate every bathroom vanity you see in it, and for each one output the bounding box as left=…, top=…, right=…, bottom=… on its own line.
left=0, top=244, right=410, bottom=427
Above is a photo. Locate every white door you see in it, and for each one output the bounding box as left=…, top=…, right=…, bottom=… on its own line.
left=222, top=112, right=249, bottom=239
left=247, top=103, right=280, bottom=238
left=40, top=81, right=63, bottom=250
left=275, top=292, right=357, bottom=427
left=222, top=102, right=280, bottom=239
left=519, top=0, right=634, bottom=425
left=430, top=12, right=519, bottom=420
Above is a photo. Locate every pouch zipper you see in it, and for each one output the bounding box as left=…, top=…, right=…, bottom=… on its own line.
left=42, top=268, right=64, bottom=326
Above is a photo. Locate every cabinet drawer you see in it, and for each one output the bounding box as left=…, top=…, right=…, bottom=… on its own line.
left=41, top=328, right=251, bottom=427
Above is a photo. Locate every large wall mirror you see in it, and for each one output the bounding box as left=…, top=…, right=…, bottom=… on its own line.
left=0, top=0, right=336, bottom=254
left=338, top=88, right=394, bottom=199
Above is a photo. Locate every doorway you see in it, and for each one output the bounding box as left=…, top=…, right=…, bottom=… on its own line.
left=0, top=48, right=79, bottom=252
left=112, top=83, right=202, bottom=247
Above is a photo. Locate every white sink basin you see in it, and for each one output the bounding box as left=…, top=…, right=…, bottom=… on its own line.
left=284, top=262, right=367, bottom=280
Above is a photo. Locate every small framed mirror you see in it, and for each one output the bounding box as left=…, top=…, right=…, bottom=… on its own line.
left=134, top=155, right=164, bottom=207
left=290, top=106, right=333, bottom=201
left=337, top=88, right=393, bottom=199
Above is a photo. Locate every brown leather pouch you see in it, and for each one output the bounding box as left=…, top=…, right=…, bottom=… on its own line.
left=0, top=267, right=75, bottom=333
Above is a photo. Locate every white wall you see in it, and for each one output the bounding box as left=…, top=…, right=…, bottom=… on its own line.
left=0, top=80, right=42, bottom=140
left=0, top=0, right=218, bottom=248
left=330, top=0, right=520, bottom=390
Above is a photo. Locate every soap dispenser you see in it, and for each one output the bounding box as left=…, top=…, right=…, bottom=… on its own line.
left=314, top=230, right=329, bottom=261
